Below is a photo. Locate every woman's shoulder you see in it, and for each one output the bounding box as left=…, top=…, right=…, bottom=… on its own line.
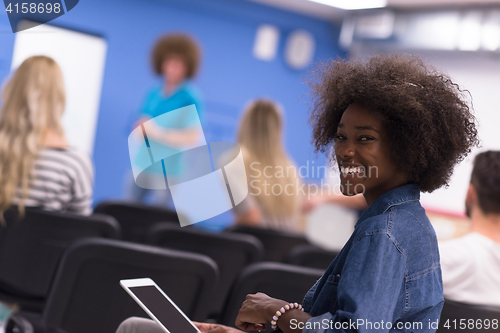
left=389, top=203, right=441, bottom=269
left=180, top=81, right=202, bottom=97
left=354, top=204, right=440, bottom=274
left=39, top=147, right=93, bottom=172
left=355, top=201, right=433, bottom=243
left=41, top=146, right=90, bottom=158
left=389, top=201, right=432, bottom=233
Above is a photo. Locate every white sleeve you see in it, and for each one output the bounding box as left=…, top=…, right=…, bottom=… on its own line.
left=439, top=237, right=472, bottom=299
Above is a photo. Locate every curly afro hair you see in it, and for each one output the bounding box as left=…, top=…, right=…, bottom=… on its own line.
left=151, top=33, right=201, bottom=78
left=309, top=54, right=479, bottom=193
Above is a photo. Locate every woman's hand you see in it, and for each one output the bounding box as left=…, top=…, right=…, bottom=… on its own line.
left=144, top=121, right=200, bottom=148
left=143, top=121, right=164, bottom=141
left=235, top=293, right=288, bottom=331
left=193, top=322, right=243, bottom=333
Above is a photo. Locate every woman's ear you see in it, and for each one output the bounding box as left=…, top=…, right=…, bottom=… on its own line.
left=465, top=183, right=476, bottom=218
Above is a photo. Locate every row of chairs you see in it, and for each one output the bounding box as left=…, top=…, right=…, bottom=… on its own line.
left=94, top=201, right=340, bottom=265
left=93, top=201, right=178, bottom=243
left=15, top=238, right=322, bottom=333
left=0, top=207, right=120, bottom=311
left=84, top=202, right=500, bottom=333
left=0, top=206, right=338, bottom=318
left=2, top=204, right=500, bottom=333
left=20, top=238, right=217, bottom=333
left=95, top=202, right=339, bottom=317
left=13, top=235, right=500, bottom=333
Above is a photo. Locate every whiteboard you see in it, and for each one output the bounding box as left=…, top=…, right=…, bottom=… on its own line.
left=11, top=21, right=107, bottom=154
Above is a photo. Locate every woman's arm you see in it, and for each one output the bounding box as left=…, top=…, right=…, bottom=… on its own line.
left=144, top=122, right=201, bottom=148
left=235, top=293, right=312, bottom=333
left=235, top=207, right=262, bottom=227
left=233, top=196, right=262, bottom=227
left=236, top=230, right=406, bottom=333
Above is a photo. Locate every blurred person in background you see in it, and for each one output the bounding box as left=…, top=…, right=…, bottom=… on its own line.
left=233, top=99, right=304, bottom=233
left=0, top=56, right=93, bottom=220
left=439, top=150, right=500, bottom=307
left=303, top=188, right=367, bottom=211
left=125, top=33, right=203, bottom=207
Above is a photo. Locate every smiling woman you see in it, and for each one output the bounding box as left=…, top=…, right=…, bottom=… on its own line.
left=229, top=54, right=479, bottom=333
left=114, top=55, right=479, bottom=333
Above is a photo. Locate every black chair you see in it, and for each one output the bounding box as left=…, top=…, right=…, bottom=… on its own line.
left=146, top=224, right=264, bottom=318
left=36, top=238, right=218, bottom=333
left=93, top=201, right=180, bottom=243
left=0, top=207, right=120, bottom=311
left=437, top=299, right=500, bottom=332
left=225, top=225, right=310, bottom=262
left=285, top=244, right=339, bottom=270
left=220, top=262, right=324, bottom=330
left=6, top=314, right=35, bottom=333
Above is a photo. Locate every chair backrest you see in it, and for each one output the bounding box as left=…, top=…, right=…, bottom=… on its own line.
left=93, top=201, right=179, bottom=243
left=285, top=244, right=339, bottom=270
left=0, top=207, right=120, bottom=299
left=437, top=299, right=500, bottom=332
left=6, top=313, right=34, bottom=333
left=146, top=224, right=264, bottom=317
left=42, top=238, right=218, bottom=333
left=225, top=225, right=310, bottom=262
left=220, top=262, right=323, bottom=328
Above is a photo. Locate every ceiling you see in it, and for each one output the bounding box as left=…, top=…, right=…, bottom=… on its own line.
left=248, top=0, right=500, bottom=21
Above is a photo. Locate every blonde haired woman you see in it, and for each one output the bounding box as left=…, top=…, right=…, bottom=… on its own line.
left=0, top=56, right=93, bottom=219
left=234, top=99, right=303, bottom=232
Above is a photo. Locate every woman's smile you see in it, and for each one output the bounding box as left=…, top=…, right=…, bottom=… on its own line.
left=339, top=164, right=366, bottom=180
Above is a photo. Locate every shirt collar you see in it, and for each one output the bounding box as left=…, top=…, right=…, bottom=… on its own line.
left=356, top=183, right=420, bottom=228
left=160, top=80, right=188, bottom=98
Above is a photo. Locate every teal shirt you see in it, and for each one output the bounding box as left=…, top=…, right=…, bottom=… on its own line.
left=135, top=82, right=203, bottom=177
left=139, top=82, right=203, bottom=120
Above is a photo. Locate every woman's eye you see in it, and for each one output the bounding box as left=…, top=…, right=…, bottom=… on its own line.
left=334, top=134, right=346, bottom=141
left=359, top=136, right=374, bottom=141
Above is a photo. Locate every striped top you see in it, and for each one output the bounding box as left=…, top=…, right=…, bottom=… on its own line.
left=12, top=147, right=94, bottom=215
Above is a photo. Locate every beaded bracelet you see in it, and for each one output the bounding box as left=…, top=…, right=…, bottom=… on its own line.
left=271, top=302, right=304, bottom=330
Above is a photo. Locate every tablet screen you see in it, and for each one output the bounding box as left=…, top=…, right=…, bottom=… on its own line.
left=129, top=286, right=198, bottom=333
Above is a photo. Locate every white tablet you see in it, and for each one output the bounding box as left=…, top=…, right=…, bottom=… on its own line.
left=120, top=278, right=200, bottom=333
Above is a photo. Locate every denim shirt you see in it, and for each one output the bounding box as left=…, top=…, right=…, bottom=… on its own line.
left=302, top=184, right=443, bottom=333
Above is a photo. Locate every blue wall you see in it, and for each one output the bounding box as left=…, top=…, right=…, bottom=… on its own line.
left=0, top=0, right=344, bottom=216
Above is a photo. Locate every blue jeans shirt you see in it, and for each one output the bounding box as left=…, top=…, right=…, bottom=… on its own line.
left=302, top=184, right=443, bottom=332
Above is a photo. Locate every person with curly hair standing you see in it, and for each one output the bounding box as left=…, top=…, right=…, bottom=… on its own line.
left=116, top=54, right=479, bottom=333
left=126, top=33, right=204, bottom=205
